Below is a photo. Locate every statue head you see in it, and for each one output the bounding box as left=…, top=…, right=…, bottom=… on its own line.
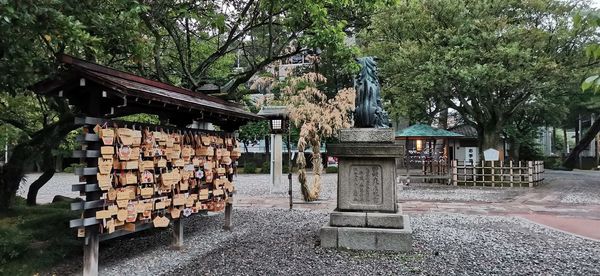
left=356, top=56, right=378, bottom=74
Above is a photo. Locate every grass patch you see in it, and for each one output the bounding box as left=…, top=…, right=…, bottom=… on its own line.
left=0, top=197, right=80, bottom=275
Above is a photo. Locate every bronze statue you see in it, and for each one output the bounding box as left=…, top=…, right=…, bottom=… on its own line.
left=354, top=57, right=390, bottom=128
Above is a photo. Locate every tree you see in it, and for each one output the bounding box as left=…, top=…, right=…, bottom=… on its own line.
left=0, top=0, right=384, bottom=210
left=238, top=121, right=270, bottom=152
left=562, top=11, right=600, bottom=169
left=362, top=0, right=596, bottom=156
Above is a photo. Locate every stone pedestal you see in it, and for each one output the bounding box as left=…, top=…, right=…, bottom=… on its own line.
left=321, top=128, right=412, bottom=252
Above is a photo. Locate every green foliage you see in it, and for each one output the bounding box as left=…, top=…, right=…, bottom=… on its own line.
left=325, top=166, right=338, bottom=173
left=518, top=140, right=544, bottom=161
left=63, top=163, right=85, bottom=173
left=238, top=121, right=269, bottom=152
left=0, top=226, right=28, bottom=265
left=118, top=114, right=160, bottom=125
left=261, top=161, right=270, bottom=174
left=243, top=162, right=257, bottom=174
left=576, top=11, right=600, bottom=93
left=544, top=156, right=563, bottom=169
left=0, top=198, right=80, bottom=275
left=362, top=0, right=596, bottom=150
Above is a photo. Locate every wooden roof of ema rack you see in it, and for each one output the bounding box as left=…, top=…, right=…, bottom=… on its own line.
left=31, top=54, right=263, bottom=129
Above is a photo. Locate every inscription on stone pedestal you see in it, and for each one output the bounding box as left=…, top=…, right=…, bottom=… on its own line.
left=350, top=165, right=383, bottom=205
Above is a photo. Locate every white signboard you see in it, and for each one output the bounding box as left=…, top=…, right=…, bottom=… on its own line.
left=483, top=148, right=500, bottom=161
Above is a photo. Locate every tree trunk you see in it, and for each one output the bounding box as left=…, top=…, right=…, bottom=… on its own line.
left=477, top=125, right=501, bottom=158
left=508, top=139, right=521, bottom=161
left=26, top=148, right=55, bottom=206
left=563, top=128, right=568, bottom=156
left=563, top=114, right=600, bottom=169
left=552, top=127, right=557, bottom=153
left=264, top=135, right=270, bottom=155
left=575, top=118, right=580, bottom=145
left=0, top=114, right=75, bottom=211
left=438, top=109, right=448, bottom=129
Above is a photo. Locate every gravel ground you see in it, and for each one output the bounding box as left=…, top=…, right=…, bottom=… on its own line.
left=19, top=169, right=600, bottom=204
left=17, top=173, right=83, bottom=203
left=541, top=170, right=600, bottom=204
left=48, top=208, right=600, bottom=276
left=233, top=172, right=338, bottom=201
left=398, top=184, right=525, bottom=203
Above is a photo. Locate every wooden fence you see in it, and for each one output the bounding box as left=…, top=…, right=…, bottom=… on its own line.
left=450, top=160, right=544, bottom=187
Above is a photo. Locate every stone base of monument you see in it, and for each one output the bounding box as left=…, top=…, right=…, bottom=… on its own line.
left=320, top=128, right=413, bottom=252
left=320, top=206, right=413, bottom=251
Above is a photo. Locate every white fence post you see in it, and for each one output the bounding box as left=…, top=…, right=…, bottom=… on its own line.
left=528, top=161, right=533, bottom=187
left=451, top=160, right=457, bottom=185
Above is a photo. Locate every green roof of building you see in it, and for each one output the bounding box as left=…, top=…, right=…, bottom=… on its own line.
left=395, top=124, right=463, bottom=138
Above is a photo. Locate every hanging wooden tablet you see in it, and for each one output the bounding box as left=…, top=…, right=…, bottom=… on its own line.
left=199, top=189, right=209, bottom=200
left=185, top=196, right=195, bottom=207
left=106, top=219, right=116, bottom=234
left=117, top=128, right=134, bottom=146
left=118, top=145, right=132, bottom=161
left=201, top=135, right=211, bottom=146
left=95, top=210, right=111, bottom=219
left=173, top=194, right=186, bottom=206
left=140, top=186, right=154, bottom=198
left=126, top=202, right=137, bottom=223
left=155, top=201, right=166, bottom=210
left=98, top=158, right=113, bottom=174
left=139, top=160, right=155, bottom=170
left=152, top=215, right=169, bottom=228
left=140, top=170, right=154, bottom=184
left=99, top=128, right=115, bottom=145
left=116, top=209, right=127, bottom=222
left=156, top=158, right=167, bottom=168
left=120, top=160, right=138, bottom=170
left=179, top=179, right=189, bottom=191
left=129, top=147, right=140, bottom=160
left=173, top=159, right=185, bottom=167
left=107, top=188, right=117, bottom=201
left=101, top=146, right=114, bottom=156
left=97, top=173, right=112, bottom=191
left=192, top=157, right=201, bottom=167
left=131, top=130, right=142, bottom=146
left=116, top=199, right=129, bottom=208
left=170, top=207, right=181, bottom=219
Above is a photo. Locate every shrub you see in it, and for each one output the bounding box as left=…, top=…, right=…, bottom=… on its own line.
left=261, top=161, right=270, bottom=174
left=243, top=162, right=257, bottom=174
left=544, top=156, right=562, bottom=169
left=0, top=227, right=29, bottom=265
left=325, top=166, right=338, bottom=173
left=283, top=166, right=298, bottom=174
left=63, top=163, right=85, bottom=173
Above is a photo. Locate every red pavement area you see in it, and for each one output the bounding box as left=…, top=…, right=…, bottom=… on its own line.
left=235, top=196, right=600, bottom=241
left=516, top=214, right=600, bottom=241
